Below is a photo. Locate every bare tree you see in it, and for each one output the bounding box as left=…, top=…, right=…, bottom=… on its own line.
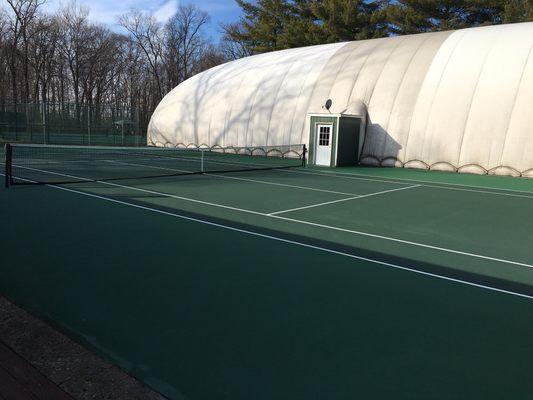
left=194, top=42, right=227, bottom=72
left=57, top=2, right=93, bottom=105
left=5, top=0, right=45, bottom=102
left=165, top=4, right=210, bottom=86
left=0, top=0, right=226, bottom=127
left=119, top=10, right=164, bottom=101
left=0, top=10, right=10, bottom=102
left=28, top=15, right=59, bottom=101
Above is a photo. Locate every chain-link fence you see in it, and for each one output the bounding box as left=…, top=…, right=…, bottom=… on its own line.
left=0, top=101, right=149, bottom=147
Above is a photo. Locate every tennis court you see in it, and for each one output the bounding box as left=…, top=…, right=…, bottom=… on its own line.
left=1, top=144, right=533, bottom=399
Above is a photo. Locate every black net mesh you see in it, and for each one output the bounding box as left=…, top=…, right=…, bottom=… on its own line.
left=5, top=143, right=306, bottom=186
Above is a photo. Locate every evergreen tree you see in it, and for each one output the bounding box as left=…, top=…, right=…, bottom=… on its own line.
left=503, top=0, right=533, bottom=22
left=310, top=0, right=388, bottom=41
left=228, top=0, right=294, bottom=53
left=386, top=0, right=504, bottom=34
left=281, top=0, right=326, bottom=47
left=224, top=0, right=388, bottom=54
left=224, top=0, right=531, bottom=57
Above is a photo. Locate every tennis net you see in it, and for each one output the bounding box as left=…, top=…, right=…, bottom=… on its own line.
left=4, top=143, right=306, bottom=187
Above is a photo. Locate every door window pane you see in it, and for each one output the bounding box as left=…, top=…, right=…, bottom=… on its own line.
left=318, top=126, right=330, bottom=146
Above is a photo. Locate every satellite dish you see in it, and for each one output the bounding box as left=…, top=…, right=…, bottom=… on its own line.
left=325, top=99, right=333, bottom=110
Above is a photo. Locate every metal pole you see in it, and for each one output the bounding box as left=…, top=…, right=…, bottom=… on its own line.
left=42, top=101, right=47, bottom=144
left=27, top=103, right=32, bottom=143
left=121, top=112, right=124, bottom=146
left=136, top=106, right=140, bottom=147
left=87, top=105, right=91, bottom=146
left=14, top=103, right=18, bottom=142
left=5, top=143, right=12, bottom=188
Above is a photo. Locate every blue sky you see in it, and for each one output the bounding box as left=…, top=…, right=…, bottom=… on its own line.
left=42, top=0, right=243, bottom=41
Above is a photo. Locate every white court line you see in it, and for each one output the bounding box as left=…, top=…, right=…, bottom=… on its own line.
left=278, top=168, right=533, bottom=199
left=270, top=213, right=533, bottom=269
left=268, top=195, right=362, bottom=215
left=322, top=170, right=533, bottom=195
left=11, top=165, right=533, bottom=271
left=269, top=185, right=420, bottom=215
left=3, top=171, right=532, bottom=301
left=104, top=159, right=194, bottom=173
left=205, top=173, right=361, bottom=196
left=12, top=145, right=533, bottom=197
left=106, top=160, right=364, bottom=196
left=74, top=157, right=533, bottom=200
left=13, top=165, right=266, bottom=216
left=25, top=155, right=533, bottom=199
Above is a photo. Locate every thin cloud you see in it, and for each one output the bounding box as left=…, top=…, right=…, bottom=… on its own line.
left=39, top=0, right=241, bottom=39
left=154, top=0, right=179, bottom=23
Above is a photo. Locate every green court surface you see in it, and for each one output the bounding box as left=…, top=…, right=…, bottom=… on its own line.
left=1, top=161, right=533, bottom=399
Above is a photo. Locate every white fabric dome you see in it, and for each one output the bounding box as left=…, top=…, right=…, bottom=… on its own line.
left=148, top=22, right=533, bottom=177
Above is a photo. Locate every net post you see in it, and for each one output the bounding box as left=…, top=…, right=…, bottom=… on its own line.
left=5, top=143, right=12, bottom=188
left=302, top=144, right=307, bottom=167
left=201, top=149, right=204, bottom=172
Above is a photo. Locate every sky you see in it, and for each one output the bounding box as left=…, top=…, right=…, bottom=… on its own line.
left=42, top=0, right=243, bottom=41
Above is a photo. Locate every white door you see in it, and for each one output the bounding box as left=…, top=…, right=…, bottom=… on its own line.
left=315, top=124, right=333, bottom=166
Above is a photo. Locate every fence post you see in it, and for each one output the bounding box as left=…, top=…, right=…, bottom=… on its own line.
left=42, top=101, right=47, bottom=144
left=87, top=105, right=91, bottom=146
left=5, top=143, right=12, bottom=188
left=136, top=105, right=140, bottom=147
left=14, top=103, right=18, bottom=141
left=121, top=109, right=125, bottom=146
